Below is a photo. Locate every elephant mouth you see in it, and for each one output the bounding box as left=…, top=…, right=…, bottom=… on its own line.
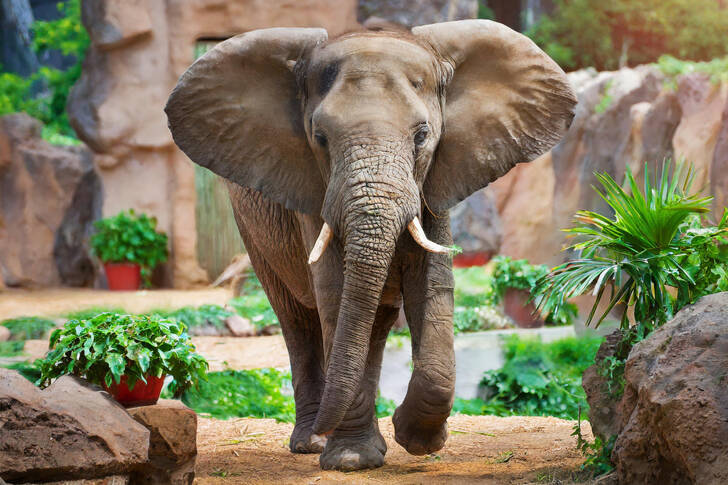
left=307, top=216, right=455, bottom=264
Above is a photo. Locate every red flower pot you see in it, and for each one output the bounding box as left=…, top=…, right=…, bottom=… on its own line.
left=453, top=251, right=493, bottom=268
left=104, top=262, right=141, bottom=291
left=103, top=374, right=165, bottom=407
left=503, top=288, right=544, bottom=329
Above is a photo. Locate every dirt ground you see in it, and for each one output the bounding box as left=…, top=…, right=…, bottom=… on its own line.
left=195, top=415, right=593, bottom=485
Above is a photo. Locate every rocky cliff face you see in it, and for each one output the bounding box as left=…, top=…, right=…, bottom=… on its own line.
left=490, top=66, right=728, bottom=265
left=0, top=113, right=102, bottom=288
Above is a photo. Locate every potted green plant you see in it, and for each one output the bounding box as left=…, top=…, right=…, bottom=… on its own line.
left=90, top=210, right=169, bottom=290
left=37, top=313, right=208, bottom=407
left=490, top=256, right=549, bottom=328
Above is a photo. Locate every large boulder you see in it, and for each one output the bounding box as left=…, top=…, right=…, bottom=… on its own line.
left=0, top=369, right=150, bottom=483
left=585, top=293, right=728, bottom=484
left=0, top=114, right=102, bottom=287
left=450, top=189, right=502, bottom=262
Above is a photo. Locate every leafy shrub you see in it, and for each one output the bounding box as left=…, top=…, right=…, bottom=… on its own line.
left=90, top=210, right=169, bottom=285
left=38, top=313, right=208, bottom=392
left=475, top=335, right=602, bottom=420
left=171, top=368, right=295, bottom=422
left=491, top=256, right=579, bottom=327
left=537, top=162, right=728, bottom=336
left=0, top=316, right=56, bottom=340
left=527, top=0, right=728, bottom=71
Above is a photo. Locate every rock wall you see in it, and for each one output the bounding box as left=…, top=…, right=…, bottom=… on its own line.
left=490, top=67, right=728, bottom=265
left=0, top=113, right=102, bottom=288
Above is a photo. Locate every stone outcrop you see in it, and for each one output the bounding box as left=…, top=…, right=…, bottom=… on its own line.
left=0, top=113, right=102, bottom=288
left=127, top=400, right=198, bottom=485
left=358, top=0, right=477, bottom=28
left=583, top=294, right=728, bottom=484
left=491, top=68, right=728, bottom=265
left=0, top=370, right=149, bottom=483
left=450, top=189, right=502, bottom=260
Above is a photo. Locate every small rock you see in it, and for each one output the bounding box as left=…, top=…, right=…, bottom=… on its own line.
left=0, top=325, right=10, bottom=342
left=127, top=399, right=197, bottom=485
left=0, top=369, right=149, bottom=483
left=225, top=314, right=255, bottom=337
left=258, top=324, right=282, bottom=336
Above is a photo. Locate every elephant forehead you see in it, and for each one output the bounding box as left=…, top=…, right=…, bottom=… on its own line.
left=312, top=35, right=436, bottom=77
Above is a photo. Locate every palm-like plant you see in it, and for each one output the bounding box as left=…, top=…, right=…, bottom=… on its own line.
left=536, top=162, right=728, bottom=333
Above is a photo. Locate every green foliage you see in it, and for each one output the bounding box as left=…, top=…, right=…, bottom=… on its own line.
left=171, top=368, right=295, bottom=422
left=657, top=55, right=728, bottom=89
left=477, top=1, right=494, bottom=20
left=537, top=162, right=728, bottom=333
left=491, top=256, right=578, bottom=327
left=153, top=304, right=233, bottom=331
left=573, top=412, right=616, bottom=476
left=172, top=367, right=404, bottom=421
left=1, top=361, right=42, bottom=382
left=375, top=393, right=397, bottom=418
left=527, top=0, right=728, bottom=71
left=0, top=341, right=25, bottom=357
left=475, top=335, right=602, bottom=420
left=38, top=313, right=208, bottom=393
left=491, top=255, right=549, bottom=297
left=228, top=273, right=279, bottom=329
left=0, top=0, right=88, bottom=142
left=0, top=72, right=41, bottom=116
left=90, top=210, right=169, bottom=285
left=0, top=316, right=56, bottom=340
left=594, top=80, right=614, bottom=115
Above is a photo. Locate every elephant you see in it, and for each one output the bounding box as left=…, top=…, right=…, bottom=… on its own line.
left=165, top=19, right=576, bottom=471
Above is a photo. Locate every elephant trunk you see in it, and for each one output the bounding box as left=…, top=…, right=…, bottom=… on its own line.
left=312, top=141, right=418, bottom=435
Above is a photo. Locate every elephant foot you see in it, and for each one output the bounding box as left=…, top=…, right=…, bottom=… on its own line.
left=392, top=406, right=448, bottom=456
left=290, top=422, right=326, bottom=454
left=319, top=429, right=387, bottom=471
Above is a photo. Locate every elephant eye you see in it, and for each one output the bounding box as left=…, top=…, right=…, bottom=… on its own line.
left=314, top=132, right=328, bottom=148
left=414, top=124, right=429, bottom=147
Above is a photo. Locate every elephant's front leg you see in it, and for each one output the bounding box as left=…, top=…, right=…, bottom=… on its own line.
left=394, top=216, right=455, bottom=455
left=319, top=305, right=399, bottom=471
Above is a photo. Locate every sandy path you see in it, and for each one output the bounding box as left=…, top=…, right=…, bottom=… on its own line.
left=195, top=415, right=593, bottom=484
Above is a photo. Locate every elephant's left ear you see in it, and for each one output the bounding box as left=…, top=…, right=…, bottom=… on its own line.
left=412, top=20, right=577, bottom=213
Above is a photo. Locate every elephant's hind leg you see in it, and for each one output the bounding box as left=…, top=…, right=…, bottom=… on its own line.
left=244, top=242, right=326, bottom=454
left=319, top=305, right=399, bottom=471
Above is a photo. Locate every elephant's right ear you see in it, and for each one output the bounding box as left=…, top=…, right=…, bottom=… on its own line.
left=166, top=28, right=328, bottom=214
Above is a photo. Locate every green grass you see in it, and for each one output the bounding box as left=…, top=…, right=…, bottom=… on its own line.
left=0, top=341, right=25, bottom=357
left=1, top=316, right=56, bottom=340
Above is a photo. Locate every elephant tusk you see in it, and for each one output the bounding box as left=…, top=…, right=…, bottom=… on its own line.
left=407, top=217, right=454, bottom=254
left=308, top=222, right=333, bottom=264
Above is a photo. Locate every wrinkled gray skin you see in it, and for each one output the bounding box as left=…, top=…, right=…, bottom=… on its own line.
left=166, top=20, right=576, bottom=471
